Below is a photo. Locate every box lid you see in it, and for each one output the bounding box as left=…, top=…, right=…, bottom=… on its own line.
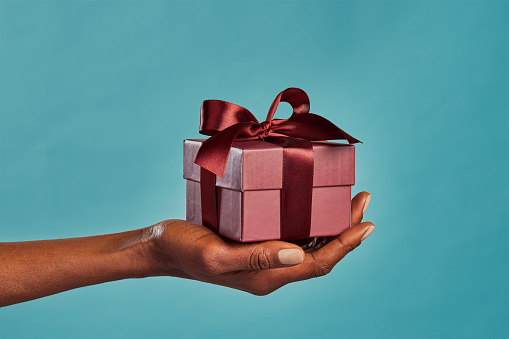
left=183, top=139, right=355, bottom=191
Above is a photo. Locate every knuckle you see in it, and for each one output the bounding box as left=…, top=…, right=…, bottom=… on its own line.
left=310, top=252, right=335, bottom=278
left=313, top=262, right=334, bottom=278
left=249, top=246, right=273, bottom=271
left=337, top=237, right=355, bottom=255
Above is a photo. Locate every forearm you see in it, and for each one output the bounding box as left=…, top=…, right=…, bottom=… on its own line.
left=0, top=228, right=159, bottom=307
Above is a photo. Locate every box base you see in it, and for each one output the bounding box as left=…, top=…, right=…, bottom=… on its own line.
left=186, top=180, right=351, bottom=242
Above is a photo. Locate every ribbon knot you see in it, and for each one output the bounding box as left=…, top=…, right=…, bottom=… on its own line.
left=259, top=121, right=272, bottom=139
left=195, top=87, right=361, bottom=240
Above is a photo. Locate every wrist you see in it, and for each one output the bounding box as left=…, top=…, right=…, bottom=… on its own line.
left=138, top=222, right=178, bottom=277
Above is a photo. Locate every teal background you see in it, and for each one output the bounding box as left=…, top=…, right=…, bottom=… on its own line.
left=1, top=1, right=508, bottom=338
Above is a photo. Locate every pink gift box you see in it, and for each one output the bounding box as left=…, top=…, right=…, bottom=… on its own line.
left=183, top=138, right=355, bottom=242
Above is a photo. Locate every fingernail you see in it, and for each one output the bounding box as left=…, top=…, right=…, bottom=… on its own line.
left=278, top=249, right=304, bottom=265
left=362, top=194, right=371, bottom=214
left=361, top=225, right=375, bottom=241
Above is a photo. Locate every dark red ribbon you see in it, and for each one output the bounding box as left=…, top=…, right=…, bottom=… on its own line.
left=195, top=88, right=360, bottom=240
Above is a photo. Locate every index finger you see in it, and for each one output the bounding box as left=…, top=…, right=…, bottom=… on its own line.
left=351, top=191, right=371, bottom=225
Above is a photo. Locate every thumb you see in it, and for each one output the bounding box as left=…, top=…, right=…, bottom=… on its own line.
left=221, top=241, right=305, bottom=271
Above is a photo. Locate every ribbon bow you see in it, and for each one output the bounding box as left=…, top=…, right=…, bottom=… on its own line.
left=195, top=87, right=360, bottom=240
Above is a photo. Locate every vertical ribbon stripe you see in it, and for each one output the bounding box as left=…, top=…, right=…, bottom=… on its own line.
left=269, top=136, right=314, bottom=240
left=200, top=167, right=218, bottom=232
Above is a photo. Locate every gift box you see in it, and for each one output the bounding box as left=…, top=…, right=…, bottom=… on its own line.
left=184, top=138, right=355, bottom=242
left=184, top=87, right=360, bottom=242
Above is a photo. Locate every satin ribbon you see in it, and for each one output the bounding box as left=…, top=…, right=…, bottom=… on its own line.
left=195, top=88, right=360, bottom=240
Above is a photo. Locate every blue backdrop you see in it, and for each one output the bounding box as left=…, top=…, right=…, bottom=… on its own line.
left=1, top=1, right=507, bottom=338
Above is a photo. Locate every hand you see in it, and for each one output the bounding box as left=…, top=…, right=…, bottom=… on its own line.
left=144, top=191, right=374, bottom=295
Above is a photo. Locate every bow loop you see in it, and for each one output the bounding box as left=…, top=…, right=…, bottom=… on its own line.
left=200, top=100, right=258, bottom=136
left=265, top=87, right=310, bottom=122
left=280, top=113, right=361, bottom=143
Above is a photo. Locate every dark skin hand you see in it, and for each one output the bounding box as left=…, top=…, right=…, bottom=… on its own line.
left=0, top=192, right=374, bottom=307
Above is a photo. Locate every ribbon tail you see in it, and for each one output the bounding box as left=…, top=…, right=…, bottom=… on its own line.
left=195, top=122, right=256, bottom=178
left=266, top=136, right=314, bottom=240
